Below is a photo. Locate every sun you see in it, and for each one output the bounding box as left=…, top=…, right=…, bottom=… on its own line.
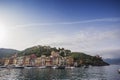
left=0, top=24, right=7, bottom=43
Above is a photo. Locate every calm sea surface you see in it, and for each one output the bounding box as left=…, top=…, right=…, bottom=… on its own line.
left=0, top=65, right=120, bottom=80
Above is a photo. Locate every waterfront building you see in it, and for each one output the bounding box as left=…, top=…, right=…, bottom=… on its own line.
left=45, top=57, right=52, bottom=66
left=23, top=56, right=30, bottom=66
left=4, top=58, right=10, bottom=66
left=66, top=56, right=74, bottom=66
left=29, top=54, right=37, bottom=66
left=9, top=57, right=14, bottom=65
left=50, top=51, right=64, bottom=66
left=41, top=55, right=46, bottom=66
left=16, top=56, right=24, bottom=66
left=35, top=57, right=41, bottom=66
left=13, top=58, right=17, bottom=65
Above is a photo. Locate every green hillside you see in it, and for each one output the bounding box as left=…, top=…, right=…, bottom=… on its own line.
left=18, top=45, right=71, bottom=57
left=0, top=48, right=19, bottom=58
left=18, top=45, right=109, bottom=66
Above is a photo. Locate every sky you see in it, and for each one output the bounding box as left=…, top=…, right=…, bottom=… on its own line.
left=0, top=0, right=120, bottom=59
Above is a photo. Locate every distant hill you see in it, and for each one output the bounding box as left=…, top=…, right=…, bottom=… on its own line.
left=0, top=48, right=19, bottom=58
left=104, top=58, right=120, bottom=65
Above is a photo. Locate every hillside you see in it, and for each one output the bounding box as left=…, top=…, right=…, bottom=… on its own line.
left=70, top=52, right=109, bottom=66
left=18, top=45, right=71, bottom=57
left=104, top=58, right=120, bottom=65
left=0, top=48, right=19, bottom=58
left=18, top=45, right=109, bottom=66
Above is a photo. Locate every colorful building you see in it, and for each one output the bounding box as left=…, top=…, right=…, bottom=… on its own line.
left=23, top=56, right=30, bottom=66
left=4, top=58, right=9, bottom=66
left=1, top=50, right=76, bottom=67
left=16, top=56, right=24, bottom=66
left=66, top=56, right=74, bottom=66
left=35, top=57, right=41, bottom=66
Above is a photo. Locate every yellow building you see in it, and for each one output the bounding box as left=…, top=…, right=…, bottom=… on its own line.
left=41, top=55, right=46, bottom=66
left=13, top=58, right=17, bottom=65
left=66, top=56, right=74, bottom=66
left=9, top=58, right=14, bottom=65
left=50, top=51, right=64, bottom=66
left=23, top=56, right=30, bottom=66
left=4, top=58, right=10, bottom=66
left=35, top=57, right=41, bottom=66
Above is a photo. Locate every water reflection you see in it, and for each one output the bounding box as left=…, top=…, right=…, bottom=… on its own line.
left=0, top=65, right=120, bottom=80
left=21, top=68, right=70, bottom=80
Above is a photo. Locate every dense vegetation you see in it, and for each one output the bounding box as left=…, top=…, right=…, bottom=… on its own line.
left=18, top=45, right=71, bottom=57
left=69, top=52, right=109, bottom=66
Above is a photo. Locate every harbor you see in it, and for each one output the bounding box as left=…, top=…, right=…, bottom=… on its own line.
left=0, top=50, right=76, bottom=69
left=0, top=65, right=120, bottom=80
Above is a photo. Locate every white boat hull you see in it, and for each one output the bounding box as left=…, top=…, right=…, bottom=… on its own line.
left=38, top=66, right=46, bottom=69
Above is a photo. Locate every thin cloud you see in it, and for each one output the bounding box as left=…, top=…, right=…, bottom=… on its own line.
left=16, top=17, right=120, bottom=28
left=37, top=29, right=120, bottom=54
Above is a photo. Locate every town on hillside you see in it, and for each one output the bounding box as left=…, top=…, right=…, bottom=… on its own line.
left=0, top=46, right=109, bottom=68
left=0, top=51, right=75, bottom=68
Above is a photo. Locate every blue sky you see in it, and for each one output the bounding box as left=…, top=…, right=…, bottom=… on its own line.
left=0, top=0, right=120, bottom=58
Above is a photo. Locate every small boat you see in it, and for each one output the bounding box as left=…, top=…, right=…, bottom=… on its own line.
left=57, top=66, right=65, bottom=69
left=24, top=66, right=34, bottom=69
left=0, top=66, right=6, bottom=68
left=38, top=66, right=46, bottom=69
left=24, top=67, right=32, bottom=69
left=66, top=66, right=75, bottom=69
left=52, top=65, right=65, bottom=69
left=13, top=66, right=24, bottom=69
left=52, top=66, right=58, bottom=69
left=84, top=65, right=89, bottom=68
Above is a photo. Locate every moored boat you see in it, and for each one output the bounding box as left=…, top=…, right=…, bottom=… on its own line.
left=12, top=65, right=24, bottom=69
left=52, top=65, right=58, bottom=69
left=13, top=66, right=24, bottom=69
left=24, top=66, right=34, bottom=69
left=66, top=66, right=75, bottom=69
left=57, top=65, right=65, bottom=69
left=84, top=65, right=89, bottom=68
left=0, top=66, right=6, bottom=68
left=38, top=66, right=46, bottom=69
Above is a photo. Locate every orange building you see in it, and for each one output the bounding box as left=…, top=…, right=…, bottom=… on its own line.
left=45, top=57, right=52, bottom=66
left=23, top=56, right=30, bottom=66
left=66, top=56, right=74, bottom=66
left=50, top=51, right=64, bottom=66
left=4, top=58, right=10, bottom=66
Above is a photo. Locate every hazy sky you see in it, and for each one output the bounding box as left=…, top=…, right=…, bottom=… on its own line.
left=0, top=0, right=120, bottom=58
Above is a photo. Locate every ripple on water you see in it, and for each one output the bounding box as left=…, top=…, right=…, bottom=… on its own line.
left=0, top=65, right=120, bottom=80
